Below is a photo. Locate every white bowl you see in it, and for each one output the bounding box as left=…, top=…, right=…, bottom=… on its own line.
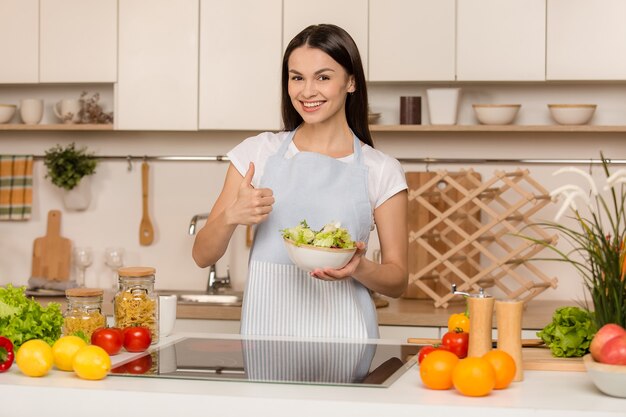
left=0, top=104, right=17, bottom=124
left=583, top=354, right=626, bottom=398
left=548, top=104, right=596, bottom=125
left=472, top=104, right=521, bottom=125
left=283, top=238, right=356, bottom=272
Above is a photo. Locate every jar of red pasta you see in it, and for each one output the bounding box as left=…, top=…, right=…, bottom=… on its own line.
left=114, top=266, right=158, bottom=344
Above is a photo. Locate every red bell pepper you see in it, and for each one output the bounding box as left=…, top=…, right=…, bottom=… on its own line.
left=0, top=336, right=15, bottom=372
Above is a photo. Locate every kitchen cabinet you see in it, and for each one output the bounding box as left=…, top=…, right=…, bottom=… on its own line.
left=0, top=0, right=38, bottom=83
left=368, top=0, right=455, bottom=82
left=547, top=0, right=626, bottom=80
left=457, top=0, right=546, bottom=81
left=116, top=0, right=199, bottom=130
left=198, top=0, right=282, bottom=130
left=40, top=0, right=117, bottom=83
left=283, top=0, right=369, bottom=78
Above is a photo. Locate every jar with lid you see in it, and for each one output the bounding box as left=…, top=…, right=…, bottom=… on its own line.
left=63, top=288, right=106, bottom=340
left=114, top=266, right=159, bottom=344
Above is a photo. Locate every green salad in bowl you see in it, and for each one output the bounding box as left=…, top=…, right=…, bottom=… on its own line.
left=281, top=220, right=357, bottom=272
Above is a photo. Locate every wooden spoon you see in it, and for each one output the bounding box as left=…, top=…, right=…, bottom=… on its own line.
left=139, top=161, right=155, bottom=246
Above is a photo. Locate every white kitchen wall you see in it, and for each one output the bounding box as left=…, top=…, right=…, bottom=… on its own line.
left=1, top=83, right=625, bottom=305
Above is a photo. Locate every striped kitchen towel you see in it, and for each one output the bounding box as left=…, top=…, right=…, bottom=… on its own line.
left=0, top=155, right=34, bottom=221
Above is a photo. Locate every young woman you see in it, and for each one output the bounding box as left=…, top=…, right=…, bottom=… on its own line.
left=193, top=24, right=407, bottom=339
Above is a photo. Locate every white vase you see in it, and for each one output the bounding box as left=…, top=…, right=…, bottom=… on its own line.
left=426, top=88, right=461, bottom=125
left=63, top=176, right=92, bottom=211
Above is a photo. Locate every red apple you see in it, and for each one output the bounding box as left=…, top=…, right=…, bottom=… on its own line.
left=599, top=334, right=626, bottom=365
left=590, top=323, right=626, bottom=361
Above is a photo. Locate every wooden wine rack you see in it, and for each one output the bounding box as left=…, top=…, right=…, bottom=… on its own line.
left=405, top=169, right=558, bottom=308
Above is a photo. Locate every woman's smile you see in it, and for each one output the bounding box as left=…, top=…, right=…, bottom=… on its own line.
left=301, top=100, right=325, bottom=112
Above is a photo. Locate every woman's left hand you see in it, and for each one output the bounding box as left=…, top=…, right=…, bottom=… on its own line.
left=310, top=241, right=367, bottom=281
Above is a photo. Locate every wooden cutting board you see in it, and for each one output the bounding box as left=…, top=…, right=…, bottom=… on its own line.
left=522, top=347, right=585, bottom=372
left=406, top=338, right=585, bottom=372
left=31, top=210, right=72, bottom=281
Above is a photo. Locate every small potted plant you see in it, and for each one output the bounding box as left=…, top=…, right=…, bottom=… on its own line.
left=44, top=143, right=98, bottom=211
left=523, top=153, right=626, bottom=329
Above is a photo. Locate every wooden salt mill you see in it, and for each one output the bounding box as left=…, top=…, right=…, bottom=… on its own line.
left=496, top=299, right=524, bottom=382
left=452, top=284, right=494, bottom=358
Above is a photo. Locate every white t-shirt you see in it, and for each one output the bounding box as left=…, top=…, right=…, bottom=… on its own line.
left=227, top=131, right=407, bottom=211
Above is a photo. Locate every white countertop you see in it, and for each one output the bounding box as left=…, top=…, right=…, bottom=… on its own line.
left=2, top=333, right=624, bottom=417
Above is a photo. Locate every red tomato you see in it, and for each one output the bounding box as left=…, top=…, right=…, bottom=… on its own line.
left=441, top=330, right=469, bottom=359
left=124, top=354, right=153, bottom=374
left=417, top=345, right=449, bottom=364
left=91, top=327, right=124, bottom=355
left=123, top=326, right=152, bottom=352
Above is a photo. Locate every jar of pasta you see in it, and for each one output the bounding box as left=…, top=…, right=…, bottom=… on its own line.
left=63, top=288, right=106, bottom=340
left=114, top=266, right=158, bottom=344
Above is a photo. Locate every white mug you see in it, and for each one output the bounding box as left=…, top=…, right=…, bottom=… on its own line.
left=53, top=99, right=81, bottom=124
left=159, top=295, right=177, bottom=338
left=20, top=99, right=44, bottom=125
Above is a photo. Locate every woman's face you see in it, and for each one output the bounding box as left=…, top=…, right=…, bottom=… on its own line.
left=287, top=46, right=355, bottom=126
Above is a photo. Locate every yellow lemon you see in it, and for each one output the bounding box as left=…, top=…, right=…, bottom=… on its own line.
left=52, top=336, right=87, bottom=371
left=16, top=339, right=54, bottom=377
left=72, top=345, right=111, bottom=380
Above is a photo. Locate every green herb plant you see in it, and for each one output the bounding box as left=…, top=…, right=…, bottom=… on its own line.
left=0, top=285, right=64, bottom=349
left=43, top=142, right=98, bottom=191
left=523, top=153, right=626, bottom=328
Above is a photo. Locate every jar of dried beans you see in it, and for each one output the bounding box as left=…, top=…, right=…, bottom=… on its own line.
left=63, top=288, right=106, bottom=339
left=114, top=266, right=158, bottom=344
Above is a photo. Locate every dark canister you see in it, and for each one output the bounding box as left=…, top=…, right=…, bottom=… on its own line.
left=400, top=96, right=422, bottom=125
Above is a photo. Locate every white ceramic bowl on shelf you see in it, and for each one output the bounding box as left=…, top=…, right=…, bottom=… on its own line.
left=283, top=238, right=356, bottom=272
left=548, top=104, right=597, bottom=125
left=0, top=104, right=17, bottom=124
left=472, top=104, right=521, bottom=125
left=583, top=354, right=626, bottom=398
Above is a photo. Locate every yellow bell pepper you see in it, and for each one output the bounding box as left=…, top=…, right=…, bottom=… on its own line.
left=447, top=312, right=470, bottom=333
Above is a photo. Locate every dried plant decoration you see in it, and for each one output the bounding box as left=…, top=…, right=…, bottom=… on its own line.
left=78, top=92, right=113, bottom=124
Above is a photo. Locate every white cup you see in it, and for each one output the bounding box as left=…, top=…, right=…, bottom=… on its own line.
left=426, top=88, right=461, bottom=125
left=20, top=99, right=44, bottom=125
left=53, top=99, right=81, bottom=124
left=159, top=295, right=177, bottom=338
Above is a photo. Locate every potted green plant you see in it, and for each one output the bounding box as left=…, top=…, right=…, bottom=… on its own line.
left=43, top=143, right=98, bottom=211
left=524, top=153, right=626, bottom=328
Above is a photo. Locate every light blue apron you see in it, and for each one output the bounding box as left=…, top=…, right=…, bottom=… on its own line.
left=240, top=129, right=378, bottom=339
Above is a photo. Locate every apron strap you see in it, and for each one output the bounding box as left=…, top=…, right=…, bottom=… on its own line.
left=279, top=127, right=364, bottom=165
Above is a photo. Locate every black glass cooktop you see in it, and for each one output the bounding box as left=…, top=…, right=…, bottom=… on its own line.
left=110, top=337, right=420, bottom=388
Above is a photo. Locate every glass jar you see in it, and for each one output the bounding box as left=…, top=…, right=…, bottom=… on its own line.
left=114, top=266, right=159, bottom=344
left=63, top=288, right=106, bottom=339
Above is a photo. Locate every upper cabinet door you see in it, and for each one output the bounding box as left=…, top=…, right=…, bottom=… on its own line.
left=117, top=0, right=199, bottom=131
left=457, top=0, right=546, bottom=81
left=283, top=0, right=368, bottom=78
left=369, top=0, right=455, bottom=82
left=40, top=0, right=117, bottom=83
left=0, top=0, right=38, bottom=83
left=547, top=0, right=626, bottom=80
left=199, top=0, right=282, bottom=130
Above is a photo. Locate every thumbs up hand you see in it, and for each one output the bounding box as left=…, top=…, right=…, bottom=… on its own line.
left=229, top=162, right=274, bottom=225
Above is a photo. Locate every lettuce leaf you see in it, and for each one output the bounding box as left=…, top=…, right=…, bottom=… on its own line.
left=0, top=284, right=64, bottom=349
left=281, top=220, right=355, bottom=249
left=537, top=306, right=597, bottom=358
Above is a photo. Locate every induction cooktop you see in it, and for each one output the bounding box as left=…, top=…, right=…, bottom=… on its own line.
left=110, top=336, right=420, bottom=388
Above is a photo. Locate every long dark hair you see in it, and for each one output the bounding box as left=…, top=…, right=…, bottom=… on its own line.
left=281, top=24, right=373, bottom=148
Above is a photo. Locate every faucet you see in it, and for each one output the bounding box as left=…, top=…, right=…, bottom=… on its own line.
left=189, top=213, right=232, bottom=293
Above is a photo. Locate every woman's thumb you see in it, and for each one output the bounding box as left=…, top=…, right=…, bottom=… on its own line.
left=241, top=162, right=255, bottom=188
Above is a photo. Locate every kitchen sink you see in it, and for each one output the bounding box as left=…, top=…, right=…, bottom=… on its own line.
left=158, top=290, right=243, bottom=306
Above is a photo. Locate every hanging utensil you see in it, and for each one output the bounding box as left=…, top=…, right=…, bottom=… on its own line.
left=139, top=161, right=155, bottom=246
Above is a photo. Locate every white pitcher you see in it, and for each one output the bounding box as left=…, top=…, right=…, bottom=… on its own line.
left=53, top=99, right=81, bottom=124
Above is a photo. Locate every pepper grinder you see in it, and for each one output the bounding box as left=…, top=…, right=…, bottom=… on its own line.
left=496, top=299, right=524, bottom=382
left=452, top=284, right=494, bottom=358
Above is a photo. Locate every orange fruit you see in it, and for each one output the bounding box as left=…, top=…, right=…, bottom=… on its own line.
left=419, top=349, right=459, bottom=390
left=452, top=357, right=496, bottom=397
left=482, top=349, right=516, bottom=389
